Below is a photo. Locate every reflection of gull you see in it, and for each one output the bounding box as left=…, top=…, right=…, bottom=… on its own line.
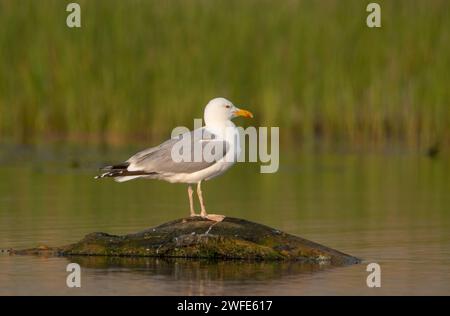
left=95, top=98, right=253, bottom=221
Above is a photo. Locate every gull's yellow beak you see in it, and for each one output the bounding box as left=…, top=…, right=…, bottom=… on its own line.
left=234, top=108, right=254, bottom=118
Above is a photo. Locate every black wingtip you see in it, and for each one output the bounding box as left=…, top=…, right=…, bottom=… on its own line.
left=98, top=162, right=129, bottom=172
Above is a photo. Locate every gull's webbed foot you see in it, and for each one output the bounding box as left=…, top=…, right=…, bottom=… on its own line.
left=203, top=214, right=226, bottom=222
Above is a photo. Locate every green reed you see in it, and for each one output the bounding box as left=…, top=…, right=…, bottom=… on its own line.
left=0, top=0, right=449, bottom=148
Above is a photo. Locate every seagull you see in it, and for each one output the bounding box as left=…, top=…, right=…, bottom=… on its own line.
left=95, top=98, right=253, bottom=221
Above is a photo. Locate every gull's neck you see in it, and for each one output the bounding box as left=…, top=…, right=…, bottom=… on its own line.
left=204, top=117, right=234, bottom=128
left=204, top=119, right=235, bottom=138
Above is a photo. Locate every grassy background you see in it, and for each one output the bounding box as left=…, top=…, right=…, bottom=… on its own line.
left=0, top=0, right=449, bottom=148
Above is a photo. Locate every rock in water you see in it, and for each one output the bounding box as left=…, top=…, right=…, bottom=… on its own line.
left=10, top=217, right=360, bottom=265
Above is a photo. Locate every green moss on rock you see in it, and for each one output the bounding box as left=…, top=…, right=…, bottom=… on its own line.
left=10, top=217, right=360, bottom=265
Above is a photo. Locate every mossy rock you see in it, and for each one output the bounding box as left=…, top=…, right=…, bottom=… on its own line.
left=10, top=217, right=360, bottom=265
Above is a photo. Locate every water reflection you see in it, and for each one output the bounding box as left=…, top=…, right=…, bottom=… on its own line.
left=68, top=256, right=332, bottom=281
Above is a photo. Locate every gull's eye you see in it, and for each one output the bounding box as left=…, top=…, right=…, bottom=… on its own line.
left=225, top=105, right=231, bottom=109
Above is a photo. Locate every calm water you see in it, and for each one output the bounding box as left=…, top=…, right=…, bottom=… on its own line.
left=0, top=143, right=449, bottom=295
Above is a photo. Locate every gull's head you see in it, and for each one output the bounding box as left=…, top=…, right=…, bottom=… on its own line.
left=204, top=97, right=253, bottom=126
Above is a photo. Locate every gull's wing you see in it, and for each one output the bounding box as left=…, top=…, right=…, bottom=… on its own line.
left=126, top=128, right=229, bottom=174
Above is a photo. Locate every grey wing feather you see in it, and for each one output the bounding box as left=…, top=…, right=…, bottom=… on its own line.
left=127, top=128, right=229, bottom=174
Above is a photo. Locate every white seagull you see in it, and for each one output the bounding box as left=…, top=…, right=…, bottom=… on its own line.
left=95, top=98, right=253, bottom=221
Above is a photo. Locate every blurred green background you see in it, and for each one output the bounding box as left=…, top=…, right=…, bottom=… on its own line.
left=0, top=0, right=449, bottom=148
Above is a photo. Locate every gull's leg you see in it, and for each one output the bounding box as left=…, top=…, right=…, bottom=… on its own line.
left=188, top=185, right=195, bottom=216
left=196, top=181, right=225, bottom=222
left=197, top=181, right=208, bottom=217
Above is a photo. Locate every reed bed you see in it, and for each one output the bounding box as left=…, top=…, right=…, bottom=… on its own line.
left=0, top=0, right=448, bottom=148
